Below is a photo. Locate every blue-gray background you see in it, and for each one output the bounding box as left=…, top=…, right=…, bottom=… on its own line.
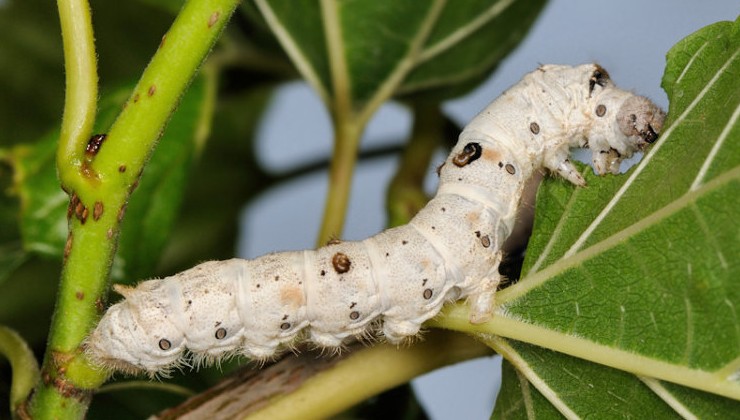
left=239, top=2, right=738, bottom=418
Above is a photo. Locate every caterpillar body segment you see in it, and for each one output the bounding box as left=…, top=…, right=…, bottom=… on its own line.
left=88, top=64, right=665, bottom=375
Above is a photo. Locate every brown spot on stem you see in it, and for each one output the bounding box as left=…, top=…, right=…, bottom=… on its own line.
left=208, top=11, right=220, bottom=28
left=85, top=134, right=106, bottom=157
left=118, top=204, right=127, bottom=222
left=118, top=165, right=126, bottom=173
left=133, top=93, right=140, bottom=103
left=64, top=233, right=73, bottom=260
left=326, top=237, right=341, bottom=246
left=148, top=85, right=156, bottom=97
left=75, top=291, right=84, bottom=300
left=93, top=201, right=104, bottom=221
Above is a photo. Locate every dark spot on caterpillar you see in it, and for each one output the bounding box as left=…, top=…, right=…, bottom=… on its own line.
left=480, top=235, right=491, bottom=248
left=498, top=162, right=503, bottom=168
left=589, top=65, right=610, bottom=94
left=158, top=339, right=171, bottom=351
left=505, top=164, right=516, bottom=175
left=436, top=161, right=446, bottom=176
left=423, top=289, right=433, bottom=300
left=75, top=291, right=84, bottom=300
left=349, top=311, right=360, bottom=320
left=215, top=321, right=222, bottom=327
left=186, top=300, right=192, bottom=310
left=327, top=238, right=342, bottom=246
left=332, top=252, right=351, bottom=274
left=118, top=165, right=126, bottom=173
left=274, top=275, right=280, bottom=281
left=431, top=226, right=436, bottom=230
left=148, top=85, right=156, bottom=97
left=596, top=104, right=607, bottom=117
left=93, top=201, right=104, bottom=221
left=85, top=134, right=106, bottom=156
left=282, top=314, right=289, bottom=320
left=385, top=252, right=390, bottom=257
left=402, top=240, right=408, bottom=245
left=441, top=207, right=446, bottom=212
left=320, top=270, right=326, bottom=276
left=350, top=302, right=357, bottom=309
left=256, top=284, right=261, bottom=288
left=452, top=142, right=482, bottom=167
left=280, top=322, right=291, bottom=330
left=422, top=278, right=428, bottom=286
left=530, top=122, right=540, bottom=135
left=215, top=328, right=227, bottom=340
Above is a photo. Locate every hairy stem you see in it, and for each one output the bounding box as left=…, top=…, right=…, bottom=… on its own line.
left=28, top=0, right=240, bottom=417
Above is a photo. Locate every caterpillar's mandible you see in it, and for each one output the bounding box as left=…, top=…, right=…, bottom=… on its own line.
left=88, top=64, right=665, bottom=375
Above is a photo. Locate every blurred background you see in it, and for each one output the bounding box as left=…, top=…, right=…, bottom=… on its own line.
left=241, top=1, right=738, bottom=418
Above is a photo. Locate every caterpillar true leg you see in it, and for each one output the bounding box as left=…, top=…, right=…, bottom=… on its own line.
left=87, top=64, right=665, bottom=375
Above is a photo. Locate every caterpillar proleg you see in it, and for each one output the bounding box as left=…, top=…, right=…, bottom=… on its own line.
left=88, top=64, right=665, bottom=375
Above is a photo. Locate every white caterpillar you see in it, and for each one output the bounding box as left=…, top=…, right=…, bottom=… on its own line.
left=88, top=64, right=665, bottom=375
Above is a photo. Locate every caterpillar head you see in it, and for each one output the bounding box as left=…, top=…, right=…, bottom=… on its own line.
left=583, top=65, right=666, bottom=174
left=87, top=283, right=187, bottom=376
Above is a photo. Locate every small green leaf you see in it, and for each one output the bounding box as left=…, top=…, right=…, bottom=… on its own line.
left=7, top=76, right=211, bottom=283
left=0, top=325, right=40, bottom=415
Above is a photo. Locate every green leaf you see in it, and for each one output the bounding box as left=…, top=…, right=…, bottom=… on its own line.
left=252, top=0, right=546, bottom=110
left=5, top=76, right=211, bottom=282
left=436, top=15, right=740, bottom=415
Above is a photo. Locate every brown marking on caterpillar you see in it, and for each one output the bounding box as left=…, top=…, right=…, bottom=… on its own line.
left=159, top=339, right=172, bottom=350
left=402, top=240, right=408, bottom=245
left=589, top=65, right=610, bottom=94
left=498, top=162, right=503, bottom=168
left=436, top=161, right=446, bottom=176
left=349, top=311, right=360, bottom=320
left=530, top=122, right=540, bottom=134
left=596, top=104, right=607, bottom=117
left=274, top=275, right=280, bottom=281
left=133, top=93, right=140, bottom=103
left=505, top=164, right=516, bottom=175
left=208, top=11, right=220, bottom=28
left=422, top=278, right=428, bottom=286
left=75, top=291, right=84, bottom=300
left=326, top=237, right=342, bottom=246
left=280, top=322, right=291, bottom=330
left=480, top=234, right=491, bottom=248
left=93, top=201, right=104, bottom=221
left=280, top=286, right=304, bottom=308
left=85, top=134, right=107, bottom=157
left=423, top=289, right=433, bottom=300
left=350, top=302, right=357, bottom=309
left=332, top=253, right=351, bottom=274
left=148, top=85, right=157, bottom=97
left=215, top=328, right=227, bottom=340
left=320, top=269, right=326, bottom=276
left=452, top=142, right=482, bottom=167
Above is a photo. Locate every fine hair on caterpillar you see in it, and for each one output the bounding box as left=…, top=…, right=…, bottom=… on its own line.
left=88, top=64, right=666, bottom=376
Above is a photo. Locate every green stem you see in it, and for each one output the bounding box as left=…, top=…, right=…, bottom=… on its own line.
left=386, top=102, right=443, bottom=227
left=55, top=0, right=98, bottom=193
left=316, top=119, right=362, bottom=245
left=0, top=326, right=40, bottom=416
left=29, top=0, right=240, bottom=417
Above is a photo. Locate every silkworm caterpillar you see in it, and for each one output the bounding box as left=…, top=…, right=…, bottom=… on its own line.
left=88, top=64, right=665, bottom=375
